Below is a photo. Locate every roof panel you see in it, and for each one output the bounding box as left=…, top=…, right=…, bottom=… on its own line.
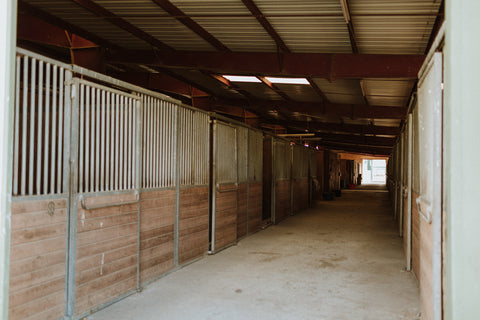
left=274, top=83, right=322, bottom=102
left=234, top=82, right=283, bottom=100
left=94, top=0, right=215, bottom=51
left=362, top=79, right=415, bottom=107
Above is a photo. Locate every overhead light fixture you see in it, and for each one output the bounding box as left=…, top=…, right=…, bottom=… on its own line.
left=265, top=77, right=310, bottom=85
left=223, top=75, right=261, bottom=83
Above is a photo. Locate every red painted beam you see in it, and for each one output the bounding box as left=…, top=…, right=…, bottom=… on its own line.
left=314, top=132, right=396, bottom=147
left=270, top=101, right=407, bottom=120
left=107, top=51, right=425, bottom=79
left=320, top=142, right=392, bottom=156
left=70, top=0, right=173, bottom=51
left=288, top=120, right=400, bottom=136
left=151, top=0, right=230, bottom=52
left=114, top=72, right=208, bottom=97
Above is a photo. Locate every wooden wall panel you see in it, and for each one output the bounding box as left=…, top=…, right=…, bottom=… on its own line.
left=178, top=186, right=209, bottom=265
left=140, top=189, right=175, bottom=285
left=214, top=185, right=237, bottom=251
left=275, top=179, right=291, bottom=223
left=292, top=178, right=309, bottom=213
left=9, top=198, right=68, bottom=320
left=247, top=182, right=263, bottom=234
left=236, top=183, right=248, bottom=239
left=75, top=193, right=138, bottom=316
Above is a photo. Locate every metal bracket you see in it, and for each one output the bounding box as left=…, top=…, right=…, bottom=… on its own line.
left=416, top=196, right=432, bottom=224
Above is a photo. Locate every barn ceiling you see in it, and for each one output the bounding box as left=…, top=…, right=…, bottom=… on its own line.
left=17, top=0, right=444, bottom=155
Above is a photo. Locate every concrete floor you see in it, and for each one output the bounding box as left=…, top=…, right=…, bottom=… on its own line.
left=90, top=185, right=420, bottom=320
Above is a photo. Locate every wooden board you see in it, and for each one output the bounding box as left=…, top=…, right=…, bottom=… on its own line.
left=292, top=178, right=309, bottom=214
left=9, top=198, right=68, bottom=320
left=247, top=182, right=262, bottom=234
left=178, top=186, right=209, bottom=265
left=236, top=183, right=248, bottom=239
left=275, top=179, right=291, bottom=223
left=214, top=184, right=237, bottom=251
left=139, top=189, right=175, bottom=285
left=75, top=192, right=138, bottom=316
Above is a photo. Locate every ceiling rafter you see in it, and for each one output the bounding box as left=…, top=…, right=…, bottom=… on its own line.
left=339, top=0, right=358, bottom=54
left=257, top=76, right=292, bottom=101
left=151, top=0, right=230, bottom=52
left=107, top=51, right=425, bottom=79
left=312, top=133, right=395, bottom=147
left=241, top=0, right=290, bottom=53
left=288, top=120, right=400, bottom=136
left=319, top=142, right=392, bottom=156
left=70, top=0, right=173, bottom=51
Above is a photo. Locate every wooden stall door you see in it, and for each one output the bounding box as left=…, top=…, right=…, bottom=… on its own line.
left=211, top=121, right=238, bottom=253
left=417, top=52, right=443, bottom=320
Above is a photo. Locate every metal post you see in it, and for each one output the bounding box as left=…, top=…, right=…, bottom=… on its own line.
left=174, top=104, right=180, bottom=266
left=406, top=113, right=413, bottom=270
left=0, top=1, right=17, bottom=317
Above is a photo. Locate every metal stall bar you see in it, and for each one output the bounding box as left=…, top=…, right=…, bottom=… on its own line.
left=90, top=87, right=95, bottom=192
left=106, top=92, right=111, bottom=191
left=36, top=60, right=43, bottom=195
left=79, top=84, right=84, bottom=193
left=57, top=68, right=64, bottom=193
left=50, top=65, right=57, bottom=194
left=100, top=90, right=105, bottom=191
left=28, top=58, right=35, bottom=195
left=13, top=56, right=20, bottom=195
left=115, top=93, right=120, bottom=191
left=43, top=63, right=50, bottom=195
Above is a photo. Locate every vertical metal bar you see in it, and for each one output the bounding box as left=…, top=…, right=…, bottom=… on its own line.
left=78, top=84, right=84, bottom=194
left=119, top=95, right=124, bottom=190
left=84, top=84, right=90, bottom=193
left=115, top=93, right=120, bottom=190
left=127, top=97, right=132, bottom=190
left=152, top=99, right=157, bottom=189
left=174, top=104, right=180, bottom=266
left=21, top=56, right=28, bottom=195
left=65, top=78, right=79, bottom=319
left=123, top=97, right=128, bottom=190
left=164, top=102, right=168, bottom=187
left=50, top=65, right=57, bottom=194
left=407, top=113, right=413, bottom=271
left=100, top=90, right=105, bottom=191
left=135, top=98, right=142, bottom=290
left=57, top=68, right=64, bottom=193
left=95, top=88, right=100, bottom=192
left=13, top=56, right=20, bottom=196
left=43, top=63, right=50, bottom=194
left=90, top=87, right=95, bottom=192
left=141, top=96, right=146, bottom=188
left=36, top=60, right=43, bottom=195
left=162, top=101, right=166, bottom=187
left=145, top=97, right=150, bottom=189
left=28, top=58, right=35, bottom=195
left=106, top=92, right=111, bottom=191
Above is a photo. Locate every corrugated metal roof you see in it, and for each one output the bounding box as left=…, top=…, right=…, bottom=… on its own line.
left=94, top=0, right=215, bottom=51
left=312, top=79, right=365, bottom=105
left=234, top=82, right=283, bottom=100
left=253, top=0, right=351, bottom=53
left=362, top=79, right=415, bottom=107
left=25, top=0, right=151, bottom=49
left=350, top=0, right=441, bottom=54
left=274, top=83, right=322, bottom=102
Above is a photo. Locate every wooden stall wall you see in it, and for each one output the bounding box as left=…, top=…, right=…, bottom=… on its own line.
left=273, top=139, right=291, bottom=223
left=236, top=127, right=248, bottom=239
left=262, top=137, right=273, bottom=221
left=316, top=150, right=325, bottom=199
left=292, top=145, right=309, bottom=214
left=178, top=109, right=210, bottom=264
left=247, top=130, right=263, bottom=234
left=211, top=121, right=237, bottom=253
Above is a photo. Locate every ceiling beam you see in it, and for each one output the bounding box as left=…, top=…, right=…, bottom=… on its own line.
left=107, top=51, right=425, bottom=79
left=258, top=76, right=292, bottom=101
left=312, top=132, right=395, bottom=147
left=320, top=141, right=392, bottom=155
left=269, top=101, right=406, bottom=120
left=151, top=0, right=230, bottom=52
left=18, top=1, right=120, bottom=50
left=241, top=0, right=290, bottom=53
left=70, top=0, right=173, bottom=51
left=288, top=120, right=400, bottom=136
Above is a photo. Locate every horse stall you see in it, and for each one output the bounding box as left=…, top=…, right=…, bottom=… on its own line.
left=8, top=48, right=211, bottom=319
